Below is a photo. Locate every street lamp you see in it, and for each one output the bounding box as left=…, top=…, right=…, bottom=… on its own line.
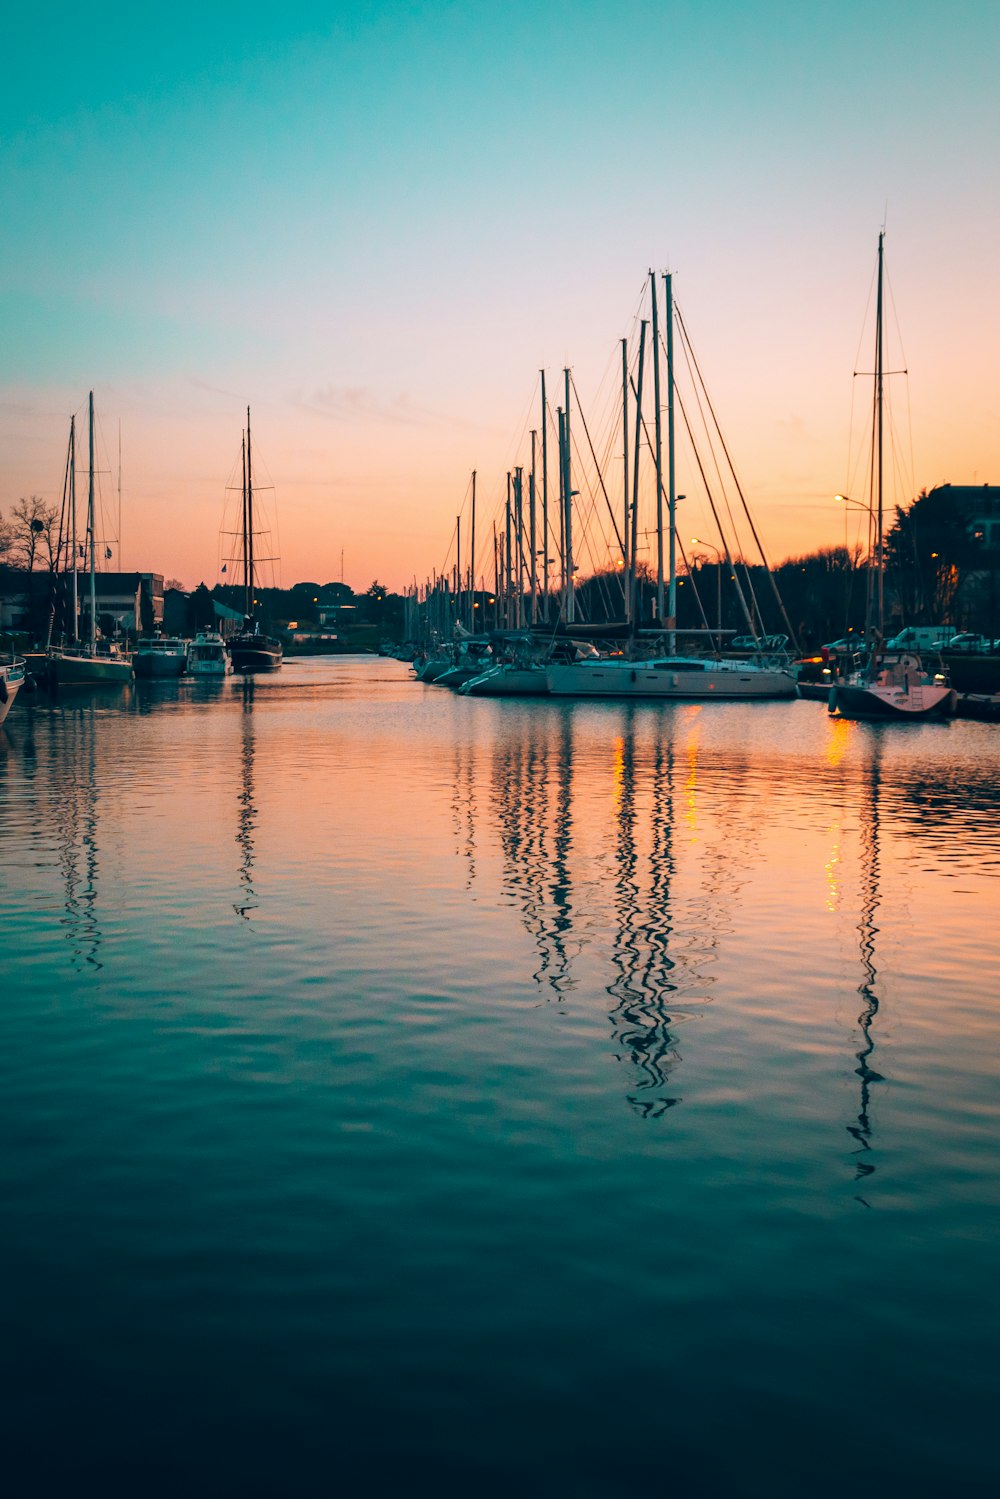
left=691, top=536, right=722, bottom=644
left=835, top=493, right=876, bottom=519
left=835, top=494, right=879, bottom=640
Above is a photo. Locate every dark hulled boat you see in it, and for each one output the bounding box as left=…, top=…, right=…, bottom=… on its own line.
left=229, top=618, right=283, bottom=672
left=227, top=407, right=283, bottom=674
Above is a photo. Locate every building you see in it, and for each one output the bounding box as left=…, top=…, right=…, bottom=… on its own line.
left=928, top=484, right=1000, bottom=549
left=63, top=570, right=164, bottom=634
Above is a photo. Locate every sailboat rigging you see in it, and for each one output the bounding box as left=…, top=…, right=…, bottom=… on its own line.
left=830, top=234, right=956, bottom=721
left=50, top=392, right=133, bottom=686
left=226, top=407, right=283, bottom=673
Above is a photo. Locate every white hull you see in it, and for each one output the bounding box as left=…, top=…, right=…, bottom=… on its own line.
left=188, top=660, right=232, bottom=677
left=188, top=633, right=233, bottom=676
left=0, top=660, right=26, bottom=726
left=462, top=665, right=550, bottom=696
left=546, top=657, right=798, bottom=700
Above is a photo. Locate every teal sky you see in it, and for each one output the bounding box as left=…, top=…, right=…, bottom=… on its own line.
left=2, top=1, right=999, bottom=588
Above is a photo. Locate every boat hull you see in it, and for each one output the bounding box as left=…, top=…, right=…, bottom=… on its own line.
left=831, top=682, right=957, bottom=720
left=188, top=658, right=232, bottom=677
left=133, top=652, right=187, bottom=678
left=228, top=636, right=283, bottom=672
left=462, top=666, right=551, bottom=696
left=546, top=659, right=799, bottom=700
left=51, top=652, right=133, bottom=685
left=0, top=661, right=26, bottom=726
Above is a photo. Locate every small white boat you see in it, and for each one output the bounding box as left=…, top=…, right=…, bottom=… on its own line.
left=187, top=630, right=233, bottom=677
left=0, top=656, right=26, bottom=727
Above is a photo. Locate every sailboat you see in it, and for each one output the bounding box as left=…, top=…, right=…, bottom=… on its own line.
left=51, top=392, right=134, bottom=686
left=226, top=408, right=283, bottom=673
left=546, top=271, right=798, bottom=701
left=830, top=235, right=956, bottom=722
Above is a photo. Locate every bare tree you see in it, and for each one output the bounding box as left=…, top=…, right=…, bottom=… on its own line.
left=10, top=496, right=59, bottom=573
left=0, top=508, right=13, bottom=561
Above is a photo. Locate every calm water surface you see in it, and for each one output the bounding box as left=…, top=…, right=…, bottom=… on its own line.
left=1, top=658, right=997, bottom=1495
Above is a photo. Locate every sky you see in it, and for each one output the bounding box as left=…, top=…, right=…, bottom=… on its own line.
left=2, top=0, right=999, bottom=593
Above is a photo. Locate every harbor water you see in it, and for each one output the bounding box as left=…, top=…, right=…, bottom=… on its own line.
left=1, top=657, right=997, bottom=1495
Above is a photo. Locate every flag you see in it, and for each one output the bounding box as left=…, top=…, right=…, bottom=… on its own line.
left=105, top=546, right=112, bottom=559
left=221, top=563, right=228, bottom=574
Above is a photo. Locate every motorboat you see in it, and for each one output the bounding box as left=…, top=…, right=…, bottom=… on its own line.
left=133, top=634, right=187, bottom=678
left=187, top=630, right=233, bottom=677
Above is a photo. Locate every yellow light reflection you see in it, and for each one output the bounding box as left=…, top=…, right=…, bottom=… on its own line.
left=685, top=732, right=700, bottom=834
left=613, top=735, right=625, bottom=814
left=825, top=714, right=852, bottom=769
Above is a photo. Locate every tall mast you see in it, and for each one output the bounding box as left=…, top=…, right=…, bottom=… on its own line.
left=622, top=338, right=630, bottom=624
left=456, top=512, right=461, bottom=630
left=117, top=419, right=123, bottom=569
left=241, top=435, right=249, bottom=618
left=650, top=270, right=664, bottom=623
left=630, top=321, right=647, bottom=630
left=540, top=371, right=549, bottom=621
left=664, top=272, right=677, bottom=652
left=70, top=416, right=78, bottom=643
left=246, top=406, right=255, bottom=620
left=563, top=368, right=574, bottom=625
left=505, top=473, right=513, bottom=629
left=875, top=231, right=885, bottom=638
left=529, top=432, right=538, bottom=624
left=470, top=470, right=476, bottom=631
left=88, top=391, right=96, bottom=655
left=514, top=467, right=525, bottom=628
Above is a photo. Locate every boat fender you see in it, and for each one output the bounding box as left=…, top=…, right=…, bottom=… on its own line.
left=0, top=677, right=7, bottom=703
left=828, top=685, right=838, bottom=715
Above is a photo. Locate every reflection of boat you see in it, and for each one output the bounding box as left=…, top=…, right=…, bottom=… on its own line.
left=846, top=739, right=886, bottom=1203
left=133, top=634, right=187, bottom=678
left=234, top=678, right=259, bottom=918
left=226, top=408, right=283, bottom=674
left=831, top=236, right=955, bottom=722
left=50, top=392, right=134, bottom=687
left=0, top=656, right=27, bottom=726
left=188, top=630, right=233, bottom=677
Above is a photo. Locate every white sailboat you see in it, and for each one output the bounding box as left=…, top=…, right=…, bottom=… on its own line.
left=546, top=271, right=798, bottom=702
left=830, top=235, right=956, bottom=722
left=50, top=392, right=133, bottom=686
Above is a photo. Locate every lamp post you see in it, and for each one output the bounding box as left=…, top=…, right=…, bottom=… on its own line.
left=835, top=493, right=879, bottom=643
left=691, top=536, right=722, bottom=645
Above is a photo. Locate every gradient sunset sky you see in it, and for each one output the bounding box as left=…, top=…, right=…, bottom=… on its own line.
left=2, top=1, right=998, bottom=592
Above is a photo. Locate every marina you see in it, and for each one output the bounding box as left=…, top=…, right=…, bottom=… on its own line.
left=1, top=656, right=998, bottom=1493
left=3, top=7, right=999, bottom=1491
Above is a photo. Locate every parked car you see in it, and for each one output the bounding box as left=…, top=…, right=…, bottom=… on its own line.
left=822, top=636, right=865, bottom=653
left=934, top=632, right=990, bottom=652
